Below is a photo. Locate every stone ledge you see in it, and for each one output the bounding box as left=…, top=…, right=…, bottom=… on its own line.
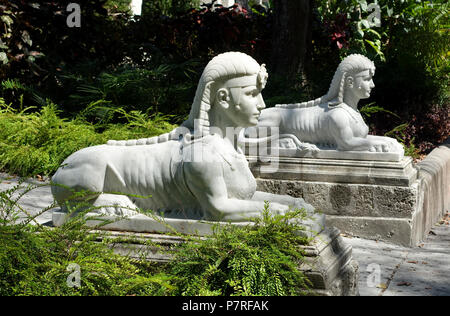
left=52, top=211, right=326, bottom=239
left=275, top=147, right=402, bottom=162
left=325, top=215, right=414, bottom=247
left=416, top=144, right=450, bottom=234
left=251, top=144, right=450, bottom=247
left=256, top=179, right=421, bottom=219
left=248, top=156, right=417, bottom=186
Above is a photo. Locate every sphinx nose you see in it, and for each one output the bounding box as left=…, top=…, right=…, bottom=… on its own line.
left=257, top=94, right=266, bottom=110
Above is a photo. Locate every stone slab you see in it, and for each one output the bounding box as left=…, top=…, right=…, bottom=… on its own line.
left=326, top=215, right=416, bottom=247
left=52, top=210, right=326, bottom=239
left=298, top=227, right=358, bottom=296
left=255, top=178, right=424, bottom=246
left=344, top=217, right=450, bottom=296
left=248, top=156, right=417, bottom=186
left=415, top=144, right=450, bottom=240
left=0, top=173, right=55, bottom=225
left=250, top=144, right=450, bottom=247
left=256, top=179, right=421, bottom=219
left=251, top=147, right=403, bottom=162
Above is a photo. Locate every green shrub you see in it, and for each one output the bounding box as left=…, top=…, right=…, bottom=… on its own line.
left=0, top=183, right=173, bottom=296
left=66, top=62, right=199, bottom=120
left=169, top=203, right=312, bottom=296
left=0, top=219, right=173, bottom=296
left=142, top=0, right=201, bottom=16
left=0, top=98, right=175, bottom=177
left=0, top=184, right=312, bottom=296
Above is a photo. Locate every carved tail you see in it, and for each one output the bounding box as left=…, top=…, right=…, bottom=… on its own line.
left=237, top=130, right=319, bottom=151
left=107, top=128, right=182, bottom=146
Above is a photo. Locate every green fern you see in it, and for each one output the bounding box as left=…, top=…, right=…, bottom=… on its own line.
left=0, top=184, right=174, bottom=296
left=0, top=100, right=175, bottom=177
left=169, top=203, right=312, bottom=296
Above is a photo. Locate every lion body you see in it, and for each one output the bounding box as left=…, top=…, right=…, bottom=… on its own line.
left=257, top=103, right=369, bottom=149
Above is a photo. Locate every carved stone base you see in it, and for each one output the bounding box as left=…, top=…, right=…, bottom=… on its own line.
left=247, top=146, right=404, bottom=162
left=248, top=155, right=417, bottom=186
left=52, top=211, right=326, bottom=239
left=89, top=227, right=360, bottom=296
left=249, top=145, right=450, bottom=247
left=298, top=227, right=359, bottom=296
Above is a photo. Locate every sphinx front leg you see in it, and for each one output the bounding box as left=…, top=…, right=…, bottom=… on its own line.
left=252, top=192, right=325, bottom=235
left=90, top=193, right=139, bottom=217
left=366, top=135, right=405, bottom=155
left=202, top=196, right=290, bottom=222
left=216, top=195, right=325, bottom=236
left=251, top=191, right=315, bottom=214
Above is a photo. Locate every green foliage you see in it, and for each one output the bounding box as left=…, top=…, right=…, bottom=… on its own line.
left=66, top=61, right=199, bottom=120
left=105, top=0, right=134, bottom=14
left=310, top=0, right=449, bottom=153
left=359, top=102, right=400, bottom=119
left=314, top=0, right=449, bottom=63
left=0, top=98, right=175, bottom=177
left=0, top=183, right=173, bottom=296
left=373, top=0, right=449, bottom=111
left=1, top=1, right=270, bottom=120
left=0, top=0, right=447, bottom=158
left=0, top=0, right=128, bottom=81
left=169, top=203, right=312, bottom=296
left=0, top=184, right=313, bottom=296
left=143, top=0, right=201, bottom=16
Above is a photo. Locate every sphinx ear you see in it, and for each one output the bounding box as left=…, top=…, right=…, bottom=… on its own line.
left=346, top=76, right=354, bottom=88
left=216, top=88, right=231, bottom=109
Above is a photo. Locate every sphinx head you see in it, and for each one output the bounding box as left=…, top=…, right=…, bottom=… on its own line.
left=183, top=52, right=268, bottom=135
left=326, top=54, right=376, bottom=106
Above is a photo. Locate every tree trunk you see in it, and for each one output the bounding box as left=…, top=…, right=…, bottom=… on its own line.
left=271, top=0, right=313, bottom=80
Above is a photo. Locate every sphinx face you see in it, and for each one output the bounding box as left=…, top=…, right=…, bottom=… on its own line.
left=228, top=85, right=266, bottom=127
left=352, top=70, right=375, bottom=99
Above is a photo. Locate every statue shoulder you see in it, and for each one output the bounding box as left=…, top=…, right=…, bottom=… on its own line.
left=181, top=136, right=225, bottom=175
left=327, top=105, right=352, bottom=127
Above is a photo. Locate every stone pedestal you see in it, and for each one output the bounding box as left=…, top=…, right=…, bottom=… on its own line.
left=298, top=227, right=359, bottom=296
left=249, top=145, right=450, bottom=247
left=249, top=155, right=424, bottom=246
left=52, top=211, right=325, bottom=239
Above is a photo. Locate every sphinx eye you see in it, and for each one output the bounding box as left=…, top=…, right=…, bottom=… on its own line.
left=245, top=89, right=258, bottom=97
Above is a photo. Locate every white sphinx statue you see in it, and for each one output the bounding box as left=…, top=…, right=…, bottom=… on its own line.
left=51, top=52, right=320, bottom=224
left=245, top=54, right=404, bottom=157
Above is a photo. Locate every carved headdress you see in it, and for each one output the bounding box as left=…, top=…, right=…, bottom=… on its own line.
left=276, top=54, right=375, bottom=109
left=107, top=52, right=268, bottom=146
left=182, top=52, right=268, bottom=137
left=326, top=54, right=375, bottom=106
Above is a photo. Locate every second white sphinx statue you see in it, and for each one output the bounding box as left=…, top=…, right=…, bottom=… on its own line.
left=245, top=54, right=404, bottom=156
left=51, top=52, right=321, bottom=225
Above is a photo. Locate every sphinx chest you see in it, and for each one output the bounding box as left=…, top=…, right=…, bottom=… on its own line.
left=221, top=152, right=257, bottom=200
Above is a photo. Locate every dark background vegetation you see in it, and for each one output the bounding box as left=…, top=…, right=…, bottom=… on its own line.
left=0, top=0, right=448, bottom=175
